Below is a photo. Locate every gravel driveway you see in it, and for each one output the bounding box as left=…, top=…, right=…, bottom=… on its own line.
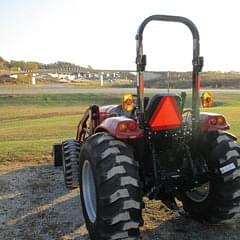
left=1, top=162, right=240, bottom=240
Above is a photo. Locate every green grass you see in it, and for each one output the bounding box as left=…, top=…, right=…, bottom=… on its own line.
left=0, top=93, right=120, bottom=106
left=0, top=93, right=120, bottom=163
left=0, top=93, right=239, bottom=163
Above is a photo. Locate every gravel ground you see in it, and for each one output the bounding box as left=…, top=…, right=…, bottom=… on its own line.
left=1, top=162, right=240, bottom=240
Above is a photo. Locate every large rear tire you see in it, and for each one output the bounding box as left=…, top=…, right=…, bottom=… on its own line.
left=79, top=132, right=143, bottom=240
left=62, top=139, right=81, bottom=189
left=181, top=131, right=240, bottom=224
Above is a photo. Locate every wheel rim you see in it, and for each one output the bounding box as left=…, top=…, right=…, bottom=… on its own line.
left=186, top=182, right=210, bottom=203
left=82, top=160, right=97, bottom=223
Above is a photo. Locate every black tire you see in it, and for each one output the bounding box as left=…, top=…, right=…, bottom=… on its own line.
left=53, top=143, right=63, bottom=167
left=180, top=131, right=240, bottom=224
left=62, top=139, right=81, bottom=189
left=79, top=132, right=143, bottom=240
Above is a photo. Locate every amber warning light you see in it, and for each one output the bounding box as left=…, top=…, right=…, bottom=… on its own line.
left=149, top=96, right=182, bottom=130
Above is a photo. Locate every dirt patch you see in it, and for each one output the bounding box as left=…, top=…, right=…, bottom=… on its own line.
left=1, top=162, right=240, bottom=240
left=0, top=153, right=51, bottom=166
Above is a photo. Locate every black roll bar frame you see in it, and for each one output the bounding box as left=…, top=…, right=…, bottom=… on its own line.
left=135, top=14, right=203, bottom=137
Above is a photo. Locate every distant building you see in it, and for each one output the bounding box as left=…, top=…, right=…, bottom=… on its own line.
left=11, top=74, right=18, bottom=79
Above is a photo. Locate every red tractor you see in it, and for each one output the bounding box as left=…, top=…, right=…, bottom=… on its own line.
left=53, top=15, right=240, bottom=240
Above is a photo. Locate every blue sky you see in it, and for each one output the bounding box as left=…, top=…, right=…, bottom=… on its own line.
left=0, top=0, right=240, bottom=71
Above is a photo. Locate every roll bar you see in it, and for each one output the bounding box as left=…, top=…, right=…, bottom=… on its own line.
left=135, top=14, right=203, bottom=135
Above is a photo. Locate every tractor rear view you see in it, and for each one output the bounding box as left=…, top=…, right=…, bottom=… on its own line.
left=53, top=15, right=240, bottom=240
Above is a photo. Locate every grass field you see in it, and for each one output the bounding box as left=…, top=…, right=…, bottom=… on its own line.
left=0, top=94, right=120, bottom=163
left=0, top=93, right=239, bottom=164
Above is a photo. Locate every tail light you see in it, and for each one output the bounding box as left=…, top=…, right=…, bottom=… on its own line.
left=200, top=113, right=229, bottom=131
left=118, top=121, right=138, bottom=132
left=118, top=123, right=128, bottom=132
left=208, top=116, right=226, bottom=126
left=128, top=122, right=137, bottom=131
left=95, top=116, right=143, bottom=139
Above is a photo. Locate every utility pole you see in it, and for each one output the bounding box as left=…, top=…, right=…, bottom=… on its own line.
left=100, top=72, right=104, bottom=86
left=32, top=73, right=36, bottom=85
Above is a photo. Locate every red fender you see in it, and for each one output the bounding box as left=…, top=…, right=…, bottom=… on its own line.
left=199, top=112, right=230, bottom=131
left=95, top=116, right=143, bottom=140
left=184, top=112, right=230, bottom=131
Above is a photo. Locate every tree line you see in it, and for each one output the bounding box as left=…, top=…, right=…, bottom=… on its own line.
left=1, top=56, right=240, bottom=88
left=144, top=71, right=240, bottom=88
left=0, top=56, right=83, bottom=71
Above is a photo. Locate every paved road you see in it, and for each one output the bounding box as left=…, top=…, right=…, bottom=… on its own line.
left=0, top=84, right=240, bottom=94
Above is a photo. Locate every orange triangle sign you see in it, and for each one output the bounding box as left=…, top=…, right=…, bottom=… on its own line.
left=149, top=96, right=182, bottom=130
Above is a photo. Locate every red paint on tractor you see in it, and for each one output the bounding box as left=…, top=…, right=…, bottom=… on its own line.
left=183, top=112, right=230, bottom=132
left=196, top=74, right=200, bottom=92
left=95, top=116, right=143, bottom=139
left=199, top=112, right=230, bottom=131
left=140, top=74, right=144, bottom=96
